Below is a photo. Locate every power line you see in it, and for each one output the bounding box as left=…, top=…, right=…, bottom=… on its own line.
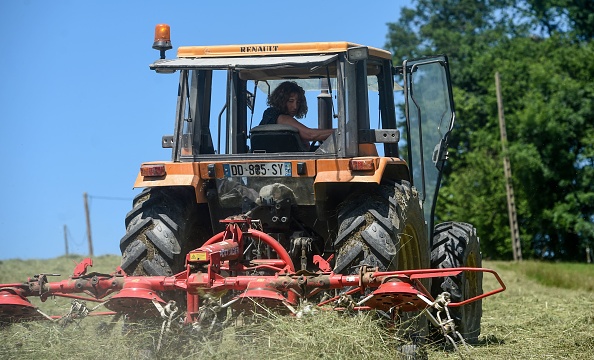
left=81, top=193, right=132, bottom=258
left=66, top=225, right=83, bottom=247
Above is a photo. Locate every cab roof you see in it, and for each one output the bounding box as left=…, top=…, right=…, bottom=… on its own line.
left=177, top=41, right=392, bottom=60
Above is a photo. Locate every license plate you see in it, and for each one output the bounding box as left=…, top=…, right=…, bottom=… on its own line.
left=223, top=162, right=292, bottom=177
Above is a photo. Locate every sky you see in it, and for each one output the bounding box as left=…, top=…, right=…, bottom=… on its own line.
left=0, top=0, right=406, bottom=260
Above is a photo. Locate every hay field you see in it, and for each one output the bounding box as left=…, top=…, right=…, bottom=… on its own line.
left=0, top=256, right=592, bottom=359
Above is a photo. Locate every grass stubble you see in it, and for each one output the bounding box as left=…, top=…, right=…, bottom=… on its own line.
left=0, top=256, right=592, bottom=359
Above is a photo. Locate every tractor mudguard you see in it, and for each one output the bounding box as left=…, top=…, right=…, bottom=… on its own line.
left=133, top=161, right=207, bottom=203
left=314, top=157, right=410, bottom=185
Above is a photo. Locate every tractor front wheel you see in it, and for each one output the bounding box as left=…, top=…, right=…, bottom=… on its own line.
left=430, top=222, right=483, bottom=343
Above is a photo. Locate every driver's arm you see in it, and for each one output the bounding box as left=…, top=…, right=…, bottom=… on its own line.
left=277, top=115, right=335, bottom=142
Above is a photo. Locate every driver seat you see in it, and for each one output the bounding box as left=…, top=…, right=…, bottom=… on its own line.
left=250, top=124, right=309, bottom=153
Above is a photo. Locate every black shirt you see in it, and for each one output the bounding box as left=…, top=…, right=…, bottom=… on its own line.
left=260, top=107, right=282, bottom=125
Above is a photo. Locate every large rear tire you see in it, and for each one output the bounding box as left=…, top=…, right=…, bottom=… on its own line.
left=333, top=182, right=430, bottom=345
left=430, top=222, right=483, bottom=343
left=333, top=182, right=429, bottom=274
left=120, top=186, right=210, bottom=276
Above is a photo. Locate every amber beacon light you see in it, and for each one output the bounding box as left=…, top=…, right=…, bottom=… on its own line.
left=153, top=24, right=172, bottom=59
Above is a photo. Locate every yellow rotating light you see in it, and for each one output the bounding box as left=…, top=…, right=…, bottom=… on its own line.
left=153, top=24, right=172, bottom=59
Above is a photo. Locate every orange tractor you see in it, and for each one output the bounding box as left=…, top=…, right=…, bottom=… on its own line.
left=0, top=24, right=505, bottom=351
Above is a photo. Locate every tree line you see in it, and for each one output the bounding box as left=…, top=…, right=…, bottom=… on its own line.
left=386, top=0, right=594, bottom=260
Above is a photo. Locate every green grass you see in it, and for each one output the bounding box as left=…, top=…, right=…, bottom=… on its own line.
left=1, top=257, right=593, bottom=359
left=0, top=254, right=122, bottom=283
left=494, top=260, right=594, bottom=292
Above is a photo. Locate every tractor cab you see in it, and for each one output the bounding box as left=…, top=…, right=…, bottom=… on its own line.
left=146, top=24, right=455, bottom=241
left=151, top=40, right=402, bottom=160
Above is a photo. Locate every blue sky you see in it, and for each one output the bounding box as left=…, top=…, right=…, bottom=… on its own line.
left=0, top=1, right=406, bottom=260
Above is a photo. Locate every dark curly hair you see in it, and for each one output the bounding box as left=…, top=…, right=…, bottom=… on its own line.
left=266, top=81, right=308, bottom=119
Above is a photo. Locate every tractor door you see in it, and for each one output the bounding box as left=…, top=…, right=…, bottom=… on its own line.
left=402, top=56, right=456, bottom=236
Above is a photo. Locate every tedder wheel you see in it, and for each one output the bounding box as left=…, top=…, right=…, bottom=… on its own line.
left=333, top=181, right=430, bottom=343
left=430, top=222, right=483, bottom=343
left=120, top=186, right=211, bottom=276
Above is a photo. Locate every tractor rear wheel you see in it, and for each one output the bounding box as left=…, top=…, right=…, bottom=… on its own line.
left=333, top=182, right=430, bottom=345
left=430, top=222, right=483, bottom=343
left=334, top=182, right=429, bottom=274
left=119, top=186, right=210, bottom=276
left=333, top=182, right=429, bottom=274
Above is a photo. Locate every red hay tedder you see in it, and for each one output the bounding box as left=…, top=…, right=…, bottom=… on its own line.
left=0, top=218, right=505, bottom=349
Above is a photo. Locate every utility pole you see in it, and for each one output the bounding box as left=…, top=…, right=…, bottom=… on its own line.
left=63, top=224, right=69, bottom=256
left=495, top=72, right=522, bottom=261
left=83, top=192, right=94, bottom=256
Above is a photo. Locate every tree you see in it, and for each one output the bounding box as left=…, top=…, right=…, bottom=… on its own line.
left=387, top=1, right=594, bottom=260
left=524, top=0, right=594, bottom=41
